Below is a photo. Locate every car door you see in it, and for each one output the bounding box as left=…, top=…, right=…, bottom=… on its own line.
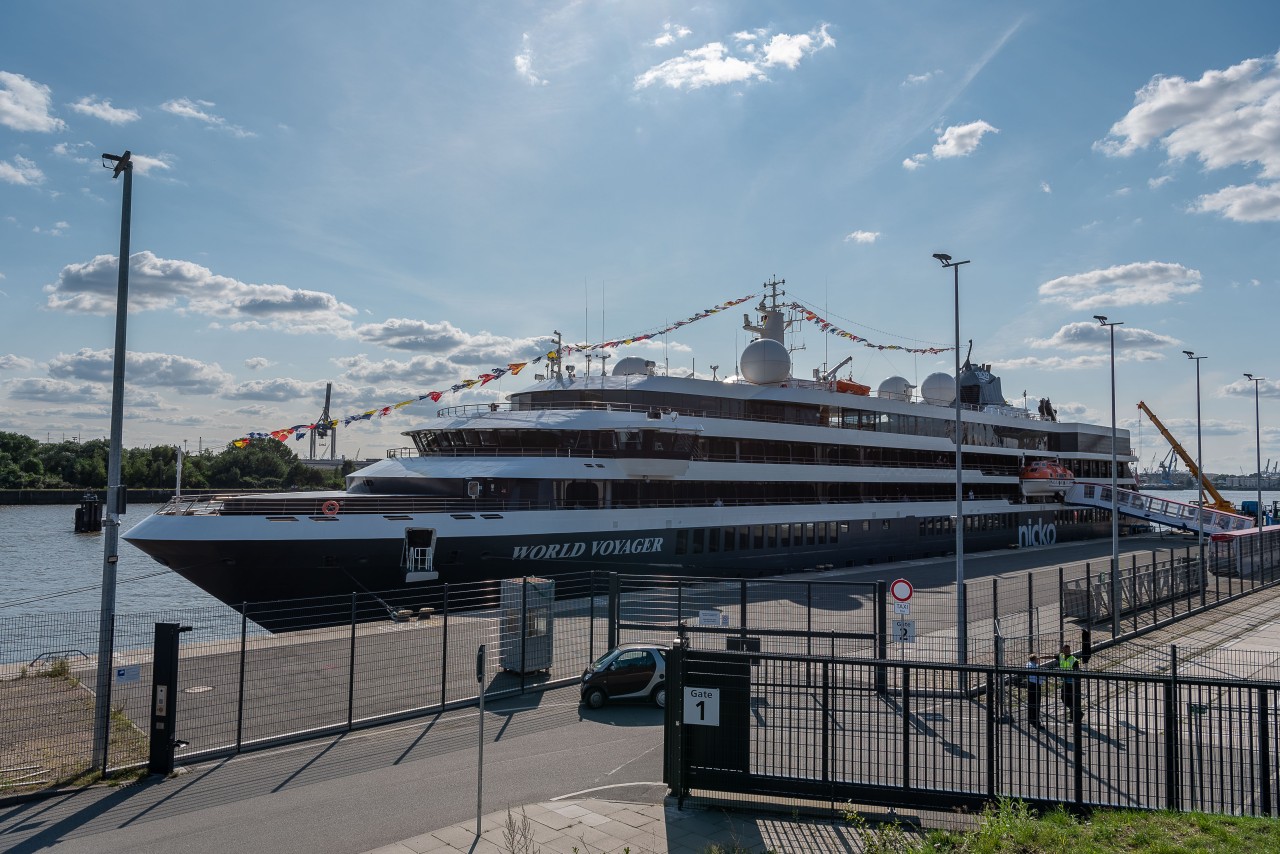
left=605, top=649, right=657, bottom=699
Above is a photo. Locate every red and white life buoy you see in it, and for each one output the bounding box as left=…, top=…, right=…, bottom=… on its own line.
left=321, top=500, right=340, bottom=516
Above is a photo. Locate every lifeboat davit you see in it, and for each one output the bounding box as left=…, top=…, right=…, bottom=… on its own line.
left=1019, top=460, right=1075, bottom=497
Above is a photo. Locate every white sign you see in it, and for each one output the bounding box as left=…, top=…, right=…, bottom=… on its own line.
left=893, top=602, right=911, bottom=616
left=697, top=610, right=728, bottom=627
left=114, top=664, right=141, bottom=684
left=890, top=578, right=914, bottom=602
left=685, top=687, right=720, bottom=726
left=893, top=619, right=917, bottom=644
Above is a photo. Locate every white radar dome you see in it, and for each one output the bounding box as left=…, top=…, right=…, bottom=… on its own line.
left=739, top=338, right=791, bottom=385
left=612, top=356, right=650, bottom=376
left=877, top=376, right=914, bottom=401
left=920, top=372, right=955, bottom=405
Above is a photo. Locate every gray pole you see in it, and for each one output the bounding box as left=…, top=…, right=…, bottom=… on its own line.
left=476, top=643, right=486, bottom=838
left=92, top=151, right=133, bottom=772
left=934, top=253, right=969, bottom=665
left=1246, top=374, right=1266, bottom=531
left=1095, top=316, right=1122, bottom=638
left=1184, top=352, right=1206, bottom=574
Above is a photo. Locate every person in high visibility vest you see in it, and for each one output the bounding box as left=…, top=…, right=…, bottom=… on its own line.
left=1058, top=643, right=1081, bottom=722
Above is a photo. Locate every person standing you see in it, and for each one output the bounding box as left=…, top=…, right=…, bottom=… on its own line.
left=1058, top=643, right=1081, bottom=722
left=1026, top=654, right=1045, bottom=729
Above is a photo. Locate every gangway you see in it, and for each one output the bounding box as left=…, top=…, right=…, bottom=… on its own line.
left=1064, top=482, right=1253, bottom=535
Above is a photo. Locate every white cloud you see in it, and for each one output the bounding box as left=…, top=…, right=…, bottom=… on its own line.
left=354, top=318, right=550, bottom=361
left=931, top=120, right=999, bottom=159
left=1095, top=51, right=1280, bottom=222
left=68, top=96, right=139, bottom=124
left=44, top=251, right=358, bottom=334
left=635, top=23, right=833, bottom=91
left=5, top=377, right=103, bottom=403
left=244, top=356, right=273, bottom=370
left=1148, top=175, right=1172, bottom=189
left=1040, top=181, right=1052, bottom=193
left=0, top=154, right=43, bottom=185
left=224, top=377, right=335, bottom=402
left=844, top=230, right=880, bottom=244
left=1037, top=261, right=1202, bottom=310
left=1192, top=183, right=1280, bottom=222
left=160, top=97, right=255, bottom=138
left=47, top=348, right=234, bottom=395
left=0, top=71, right=66, bottom=132
left=902, top=70, right=941, bottom=86
left=129, top=153, right=174, bottom=177
left=902, top=154, right=926, bottom=171
left=0, top=353, right=36, bottom=371
left=514, top=33, right=548, bottom=86
left=653, top=22, right=691, bottom=48
left=1028, top=321, right=1180, bottom=350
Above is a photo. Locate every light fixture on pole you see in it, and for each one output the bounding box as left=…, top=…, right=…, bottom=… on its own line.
left=93, top=150, right=133, bottom=773
left=1095, top=314, right=1123, bottom=639
left=934, top=252, right=970, bottom=666
left=1184, top=350, right=1207, bottom=605
left=1245, top=373, right=1266, bottom=532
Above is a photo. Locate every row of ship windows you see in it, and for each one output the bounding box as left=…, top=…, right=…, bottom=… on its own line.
left=670, top=507, right=1114, bottom=555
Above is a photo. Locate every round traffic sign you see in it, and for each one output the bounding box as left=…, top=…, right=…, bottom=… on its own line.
left=890, top=578, right=913, bottom=602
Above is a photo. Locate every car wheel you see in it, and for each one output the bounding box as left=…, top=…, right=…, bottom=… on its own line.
left=652, top=685, right=666, bottom=709
left=584, top=687, right=607, bottom=709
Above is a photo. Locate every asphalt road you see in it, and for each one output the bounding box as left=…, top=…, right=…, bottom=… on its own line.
left=0, top=686, right=666, bottom=854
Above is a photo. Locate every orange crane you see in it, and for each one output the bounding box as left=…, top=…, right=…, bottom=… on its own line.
left=1136, top=400, right=1235, bottom=512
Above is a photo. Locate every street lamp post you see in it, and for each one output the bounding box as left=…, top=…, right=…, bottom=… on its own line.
left=92, top=150, right=133, bottom=772
left=1095, top=315, right=1123, bottom=639
left=1184, top=351, right=1207, bottom=605
left=1245, top=374, right=1266, bottom=532
left=934, top=253, right=970, bottom=665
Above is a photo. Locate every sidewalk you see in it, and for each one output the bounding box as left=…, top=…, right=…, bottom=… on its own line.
left=363, top=796, right=863, bottom=854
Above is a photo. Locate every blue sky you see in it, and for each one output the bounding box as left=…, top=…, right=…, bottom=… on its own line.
left=2, top=1, right=1279, bottom=474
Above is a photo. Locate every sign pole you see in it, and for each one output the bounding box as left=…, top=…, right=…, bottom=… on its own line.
left=476, top=643, right=486, bottom=838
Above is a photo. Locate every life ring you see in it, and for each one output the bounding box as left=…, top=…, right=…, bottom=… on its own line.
left=321, top=500, right=340, bottom=516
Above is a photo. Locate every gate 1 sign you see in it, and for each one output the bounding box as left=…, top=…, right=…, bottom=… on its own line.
left=685, top=687, right=720, bottom=726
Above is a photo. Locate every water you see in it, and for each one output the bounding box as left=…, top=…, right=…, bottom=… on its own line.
left=0, top=503, right=236, bottom=618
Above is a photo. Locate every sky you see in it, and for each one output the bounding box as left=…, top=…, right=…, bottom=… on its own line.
left=2, top=1, right=1280, bottom=475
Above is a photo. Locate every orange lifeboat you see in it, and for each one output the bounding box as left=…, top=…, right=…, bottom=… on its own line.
left=1019, top=460, right=1075, bottom=497
left=835, top=379, right=871, bottom=396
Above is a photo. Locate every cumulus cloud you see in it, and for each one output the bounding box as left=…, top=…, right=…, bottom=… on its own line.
left=44, top=251, right=358, bottom=334
left=653, top=22, right=691, bottom=47
left=68, top=96, right=139, bottom=124
left=160, top=97, right=254, bottom=138
left=1225, top=376, right=1280, bottom=399
left=0, top=154, right=43, bottom=186
left=635, top=23, right=833, bottom=90
left=1028, top=321, right=1180, bottom=351
left=904, top=120, right=998, bottom=169
left=514, top=34, right=548, bottom=86
left=1192, top=183, right=1280, bottom=222
left=0, top=71, right=66, bottom=132
left=1040, top=181, right=1052, bottom=193
left=1037, top=261, right=1202, bottom=310
left=244, top=356, right=273, bottom=370
left=224, top=377, right=345, bottom=402
left=6, top=377, right=105, bottom=403
left=1095, top=51, right=1280, bottom=222
left=354, top=318, right=549, bottom=361
left=334, top=353, right=464, bottom=385
left=844, top=230, right=880, bottom=244
left=47, top=348, right=233, bottom=395
left=0, top=353, right=36, bottom=371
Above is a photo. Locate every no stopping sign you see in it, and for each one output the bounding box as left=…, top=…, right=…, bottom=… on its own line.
left=890, top=578, right=913, bottom=602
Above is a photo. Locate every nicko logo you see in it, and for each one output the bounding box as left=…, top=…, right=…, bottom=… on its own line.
left=1018, top=519, right=1057, bottom=548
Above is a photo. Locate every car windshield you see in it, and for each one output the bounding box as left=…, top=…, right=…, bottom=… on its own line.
left=590, top=650, right=618, bottom=670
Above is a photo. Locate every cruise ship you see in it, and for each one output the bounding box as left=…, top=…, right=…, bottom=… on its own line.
left=124, top=280, right=1135, bottom=625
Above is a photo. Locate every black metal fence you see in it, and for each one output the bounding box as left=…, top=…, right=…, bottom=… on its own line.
left=664, top=642, right=1280, bottom=817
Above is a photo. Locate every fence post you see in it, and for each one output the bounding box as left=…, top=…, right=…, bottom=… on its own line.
left=520, top=577, right=529, bottom=692
left=739, top=579, right=748, bottom=641
left=666, top=638, right=686, bottom=807
left=875, top=580, right=887, bottom=696
left=589, top=574, right=596, bottom=665
left=1058, top=566, right=1065, bottom=647
left=1166, top=646, right=1181, bottom=811
left=440, top=584, right=449, bottom=709
left=236, top=603, right=247, bottom=752
left=347, top=591, right=357, bottom=729
left=986, top=667, right=997, bottom=800
left=901, top=665, right=911, bottom=793
left=608, top=573, right=619, bottom=650
left=1260, top=687, right=1272, bottom=817
left=822, top=660, right=830, bottom=787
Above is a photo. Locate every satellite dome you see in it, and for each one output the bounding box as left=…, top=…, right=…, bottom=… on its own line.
left=877, top=376, right=914, bottom=401
left=920, top=372, right=955, bottom=405
left=612, top=356, right=650, bottom=376
left=739, top=338, right=791, bottom=385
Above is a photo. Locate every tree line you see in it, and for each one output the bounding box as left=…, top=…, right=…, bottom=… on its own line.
left=0, top=431, right=351, bottom=491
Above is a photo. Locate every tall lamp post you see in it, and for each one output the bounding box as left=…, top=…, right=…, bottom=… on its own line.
left=1184, top=351, right=1207, bottom=604
left=1095, top=315, right=1123, bottom=639
left=92, top=150, right=133, bottom=773
left=1245, top=374, right=1266, bottom=532
left=933, top=253, right=970, bottom=665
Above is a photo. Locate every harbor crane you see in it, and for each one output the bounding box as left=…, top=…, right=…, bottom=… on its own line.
left=1136, top=400, right=1235, bottom=512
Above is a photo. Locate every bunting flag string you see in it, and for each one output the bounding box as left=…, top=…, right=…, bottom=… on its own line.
left=228, top=291, right=758, bottom=448
left=785, top=302, right=953, bottom=355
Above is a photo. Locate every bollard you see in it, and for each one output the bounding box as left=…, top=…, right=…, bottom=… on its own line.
left=148, top=622, right=192, bottom=775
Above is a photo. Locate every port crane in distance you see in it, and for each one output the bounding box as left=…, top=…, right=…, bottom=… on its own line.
left=1136, top=400, right=1235, bottom=512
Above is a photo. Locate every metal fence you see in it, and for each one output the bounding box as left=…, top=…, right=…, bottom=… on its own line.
left=665, top=643, right=1280, bottom=817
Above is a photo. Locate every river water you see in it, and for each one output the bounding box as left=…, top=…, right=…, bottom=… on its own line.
left=2, top=489, right=1277, bottom=620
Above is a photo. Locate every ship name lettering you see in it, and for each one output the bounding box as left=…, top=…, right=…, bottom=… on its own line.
left=510, top=537, right=664, bottom=560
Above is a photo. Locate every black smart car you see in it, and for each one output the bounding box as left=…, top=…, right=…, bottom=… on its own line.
left=580, top=642, right=669, bottom=709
